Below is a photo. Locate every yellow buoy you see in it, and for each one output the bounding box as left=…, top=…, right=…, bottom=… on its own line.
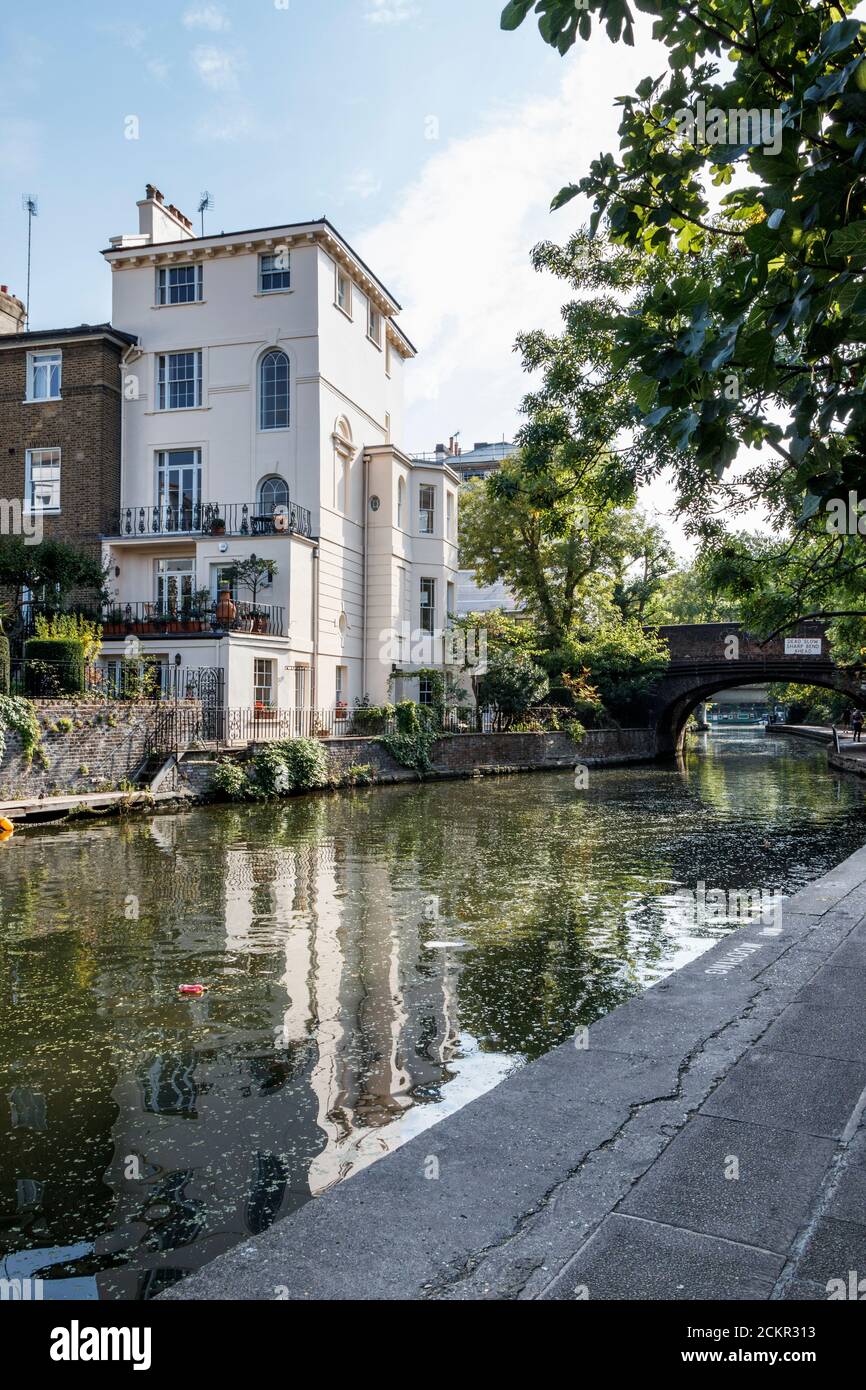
left=0, top=817, right=15, bottom=836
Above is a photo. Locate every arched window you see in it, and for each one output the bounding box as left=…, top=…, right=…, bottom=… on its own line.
left=259, top=350, right=290, bottom=431
left=397, top=476, right=405, bottom=529
left=333, top=418, right=354, bottom=515
left=259, top=476, right=289, bottom=513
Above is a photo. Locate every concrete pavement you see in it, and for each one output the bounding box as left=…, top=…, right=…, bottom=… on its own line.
left=162, top=843, right=866, bottom=1302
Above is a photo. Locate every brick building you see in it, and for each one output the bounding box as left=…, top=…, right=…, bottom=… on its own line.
left=0, top=316, right=136, bottom=561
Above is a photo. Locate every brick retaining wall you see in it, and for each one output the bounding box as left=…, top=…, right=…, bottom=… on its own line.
left=0, top=701, right=200, bottom=799
left=181, top=727, right=658, bottom=799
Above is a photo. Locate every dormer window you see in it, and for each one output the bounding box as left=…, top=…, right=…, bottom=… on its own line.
left=27, top=350, right=62, bottom=401
left=156, top=264, right=203, bottom=305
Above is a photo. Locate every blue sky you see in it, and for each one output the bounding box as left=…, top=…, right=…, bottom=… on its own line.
left=0, top=0, right=667, bottom=463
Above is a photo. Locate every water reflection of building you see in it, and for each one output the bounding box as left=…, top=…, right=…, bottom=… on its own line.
left=95, top=820, right=465, bottom=1297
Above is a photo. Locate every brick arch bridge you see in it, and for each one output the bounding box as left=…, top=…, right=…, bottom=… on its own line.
left=646, top=622, right=865, bottom=756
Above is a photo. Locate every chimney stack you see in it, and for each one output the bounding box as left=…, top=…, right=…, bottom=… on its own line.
left=136, top=185, right=195, bottom=244
left=0, top=284, right=26, bottom=335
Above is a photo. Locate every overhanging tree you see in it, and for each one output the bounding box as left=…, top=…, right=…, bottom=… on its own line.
left=501, top=1, right=866, bottom=638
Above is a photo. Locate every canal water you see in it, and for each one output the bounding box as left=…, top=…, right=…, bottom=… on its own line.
left=1, top=728, right=864, bottom=1299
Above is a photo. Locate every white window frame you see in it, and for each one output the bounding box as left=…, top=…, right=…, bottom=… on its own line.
left=335, top=267, right=352, bottom=317
left=25, top=448, right=61, bottom=513
left=259, top=350, right=290, bottom=432
left=259, top=251, right=291, bottom=294
left=155, top=264, right=203, bottom=306
left=336, top=665, right=348, bottom=706
left=27, top=350, right=62, bottom=402
left=156, top=351, right=203, bottom=411
left=367, top=300, right=383, bottom=348
left=254, top=658, right=276, bottom=709
left=385, top=340, right=392, bottom=378
left=294, top=667, right=307, bottom=709
left=420, top=577, right=436, bottom=635
left=419, top=483, right=435, bottom=535
left=397, top=476, right=405, bottom=529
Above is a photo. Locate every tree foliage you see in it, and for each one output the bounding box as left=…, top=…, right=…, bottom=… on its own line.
left=0, top=538, right=107, bottom=616
left=476, top=650, right=550, bottom=724
left=502, top=0, right=866, bottom=641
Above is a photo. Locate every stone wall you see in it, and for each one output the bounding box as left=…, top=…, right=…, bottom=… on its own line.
left=185, top=727, right=657, bottom=799
left=0, top=701, right=198, bottom=800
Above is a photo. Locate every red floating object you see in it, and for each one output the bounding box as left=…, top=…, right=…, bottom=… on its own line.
left=178, top=984, right=206, bottom=996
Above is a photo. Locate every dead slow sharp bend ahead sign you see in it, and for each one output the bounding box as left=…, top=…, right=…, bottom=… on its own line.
left=784, top=637, right=823, bottom=655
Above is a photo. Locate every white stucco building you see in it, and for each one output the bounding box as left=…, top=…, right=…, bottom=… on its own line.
left=100, top=187, right=460, bottom=715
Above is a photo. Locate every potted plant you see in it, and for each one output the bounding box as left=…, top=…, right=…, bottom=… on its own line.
left=252, top=607, right=269, bottom=634
left=104, top=606, right=124, bottom=637
left=224, top=557, right=278, bottom=632
left=210, top=514, right=226, bottom=536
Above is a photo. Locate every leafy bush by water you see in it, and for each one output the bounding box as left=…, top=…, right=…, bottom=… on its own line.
left=212, top=738, right=330, bottom=802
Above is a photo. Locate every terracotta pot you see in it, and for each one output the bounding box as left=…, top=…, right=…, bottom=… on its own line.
left=216, top=589, right=237, bottom=625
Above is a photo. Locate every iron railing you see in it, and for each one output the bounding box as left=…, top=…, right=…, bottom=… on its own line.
left=203, top=705, right=577, bottom=745
left=9, top=660, right=223, bottom=703
left=107, top=500, right=313, bottom=540
left=100, top=599, right=286, bottom=638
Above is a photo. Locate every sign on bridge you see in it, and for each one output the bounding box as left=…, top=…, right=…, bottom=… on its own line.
left=784, top=637, right=823, bottom=655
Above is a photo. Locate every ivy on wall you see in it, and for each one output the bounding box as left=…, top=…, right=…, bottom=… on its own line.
left=0, top=695, right=47, bottom=767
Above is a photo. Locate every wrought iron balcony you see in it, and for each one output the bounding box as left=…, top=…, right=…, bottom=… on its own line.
left=100, top=599, right=286, bottom=639
left=106, top=501, right=313, bottom=540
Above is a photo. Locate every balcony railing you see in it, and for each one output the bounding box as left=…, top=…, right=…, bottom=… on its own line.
left=107, top=501, right=313, bottom=540
left=101, top=599, right=286, bottom=638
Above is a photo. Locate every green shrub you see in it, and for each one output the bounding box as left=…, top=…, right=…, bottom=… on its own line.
left=344, top=763, right=374, bottom=786
left=394, top=699, right=432, bottom=736
left=33, top=613, right=102, bottom=664
left=352, top=700, right=395, bottom=734
left=280, top=738, right=329, bottom=791
left=566, top=720, right=586, bottom=744
left=56, top=717, right=74, bottom=734
left=212, top=759, right=251, bottom=800
left=250, top=738, right=330, bottom=798
left=252, top=744, right=293, bottom=796
left=23, top=638, right=86, bottom=695
left=0, top=634, right=9, bottom=696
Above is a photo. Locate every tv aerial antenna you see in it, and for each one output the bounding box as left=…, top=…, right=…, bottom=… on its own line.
left=198, top=191, right=215, bottom=237
left=22, top=194, right=38, bottom=327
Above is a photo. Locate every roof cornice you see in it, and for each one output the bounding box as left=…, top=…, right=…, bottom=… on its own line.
left=103, top=219, right=416, bottom=358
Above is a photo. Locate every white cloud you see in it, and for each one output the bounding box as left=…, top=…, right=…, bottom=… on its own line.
left=364, top=0, right=419, bottom=25
left=195, top=107, right=256, bottom=142
left=183, top=4, right=231, bottom=32
left=191, top=45, right=241, bottom=90
left=103, top=21, right=147, bottom=50
left=359, top=18, right=686, bottom=542
left=348, top=168, right=383, bottom=200
left=146, top=57, right=171, bottom=82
